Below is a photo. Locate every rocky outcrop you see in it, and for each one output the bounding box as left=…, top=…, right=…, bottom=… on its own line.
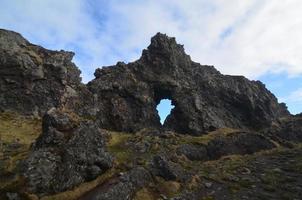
left=79, top=167, right=151, bottom=200
left=263, top=114, right=302, bottom=143
left=88, top=33, right=290, bottom=135
left=23, top=108, right=113, bottom=195
left=0, top=29, right=95, bottom=117
left=0, top=29, right=290, bottom=135
left=177, top=131, right=276, bottom=161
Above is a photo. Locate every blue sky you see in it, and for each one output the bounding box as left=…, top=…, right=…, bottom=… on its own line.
left=0, top=0, right=301, bottom=118
left=157, top=100, right=175, bottom=124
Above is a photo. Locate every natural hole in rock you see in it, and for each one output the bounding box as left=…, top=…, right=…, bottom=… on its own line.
left=156, top=99, right=175, bottom=125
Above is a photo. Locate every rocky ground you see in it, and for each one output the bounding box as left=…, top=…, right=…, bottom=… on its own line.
left=1, top=110, right=302, bottom=200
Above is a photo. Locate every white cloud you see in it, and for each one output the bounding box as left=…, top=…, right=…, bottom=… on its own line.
left=102, top=0, right=302, bottom=79
left=0, top=0, right=302, bottom=82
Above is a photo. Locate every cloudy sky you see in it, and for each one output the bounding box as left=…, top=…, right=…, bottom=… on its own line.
left=0, top=0, right=301, bottom=116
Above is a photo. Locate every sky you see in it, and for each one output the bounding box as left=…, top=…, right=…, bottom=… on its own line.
left=157, top=100, right=175, bottom=124
left=0, top=0, right=301, bottom=119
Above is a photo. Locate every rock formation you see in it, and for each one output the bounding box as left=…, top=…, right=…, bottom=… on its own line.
left=88, top=33, right=290, bottom=135
left=0, top=29, right=95, bottom=117
left=24, top=108, right=113, bottom=195
left=0, top=29, right=290, bottom=135
left=1, top=29, right=301, bottom=200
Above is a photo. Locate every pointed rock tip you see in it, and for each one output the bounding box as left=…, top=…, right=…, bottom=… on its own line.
left=149, top=32, right=179, bottom=48
left=143, top=32, right=188, bottom=59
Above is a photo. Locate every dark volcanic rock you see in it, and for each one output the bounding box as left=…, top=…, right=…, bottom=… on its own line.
left=177, top=144, right=208, bottom=161
left=206, top=132, right=276, bottom=159
left=0, top=29, right=290, bottom=135
left=177, top=131, right=276, bottom=161
left=23, top=108, right=113, bottom=195
left=150, top=155, right=188, bottom=182
left=80, top=167, right=151, bottom=200
left=264, top=114, right=302, bottom=143
left=88, top=33, right=290, bottom=135
left=0, top=29, right=95, bottom=117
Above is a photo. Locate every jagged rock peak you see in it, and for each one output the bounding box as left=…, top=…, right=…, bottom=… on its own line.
left=147, top=33, right=186, bottom=55
left=140, top=32, right=191, bottom=67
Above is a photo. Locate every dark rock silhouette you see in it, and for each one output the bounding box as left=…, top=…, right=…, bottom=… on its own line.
left=88, top=33, right=290, bottom=135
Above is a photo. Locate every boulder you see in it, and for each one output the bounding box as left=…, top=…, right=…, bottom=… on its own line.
left=79, top=167, right=151, bottom=200
left=23, top=108, right=113, bottom=195
left=150, top=155, right=188, bottom=182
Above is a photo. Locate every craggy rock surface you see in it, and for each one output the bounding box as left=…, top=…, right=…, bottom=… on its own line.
left=0, top=29, right=95, bottom=117
left=170, top=147, right=302, bottom=200
left=177, top=131, right=276, bottom=161
left=80, top=167, right=151, bottom=200
left=88, top=33, right=289, bottom=135
left=264, top=114, right=302, bottom=143
left=0, top=29, right=289, bottom=135
left=23, top=108, right=113, bottom=195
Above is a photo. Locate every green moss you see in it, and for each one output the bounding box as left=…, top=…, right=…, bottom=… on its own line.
left=106, top=132, right=133, bottom=164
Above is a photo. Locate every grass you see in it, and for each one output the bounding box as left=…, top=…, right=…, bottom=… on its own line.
left=0, top=111, right=41, bottom=145
left=0, top=112, right=42, bottom=198
left=176, top=127, right=239, bottom=146
left=106, top=131, right=133, bottom=165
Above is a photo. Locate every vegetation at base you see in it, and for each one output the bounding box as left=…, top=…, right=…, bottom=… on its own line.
left=0, top=111, right=41, bottom=145
left=106, top=131, right=133, bottom=165
left=1, top=116, right=302, bottom=200
left=0, top=112, right=42, bottom=199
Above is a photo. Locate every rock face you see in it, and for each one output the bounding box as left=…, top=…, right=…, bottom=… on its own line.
left=24, top=108, right=113, bottom=195
left=0, top=29, right=290, bottom=135
left=88, top=33, right=290, bottom=135
left=0, top=29, right=95, bottom=117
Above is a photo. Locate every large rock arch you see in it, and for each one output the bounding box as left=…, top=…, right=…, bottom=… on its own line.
left=88, top=33, right=289, bottom=135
